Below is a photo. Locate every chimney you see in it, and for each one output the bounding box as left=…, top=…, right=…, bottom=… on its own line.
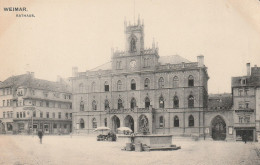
left=30, top=72, right=35, bottom=78
left=72, top=67, right=78, bottom=77
left=197, top=55, right=204, bottom=67
left=57, top=75, right=61, bottom=82
left=246, top=63, right=250, bottom=76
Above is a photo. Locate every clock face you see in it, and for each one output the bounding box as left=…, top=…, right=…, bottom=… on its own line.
left=130, top=60, right=136, bottom=69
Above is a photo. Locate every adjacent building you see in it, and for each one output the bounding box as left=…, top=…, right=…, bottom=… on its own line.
left=0, top=72, right=73, bottom=134
left=231, top=63, right=260, bottom=141
left=70, top=18, right=210, bottom=137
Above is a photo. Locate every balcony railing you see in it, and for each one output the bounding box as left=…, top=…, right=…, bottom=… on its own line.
left=106, top=106, right=154, bottom=114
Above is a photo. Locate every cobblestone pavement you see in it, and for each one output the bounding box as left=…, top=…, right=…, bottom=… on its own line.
left=0, top=135, right=260, bottom=165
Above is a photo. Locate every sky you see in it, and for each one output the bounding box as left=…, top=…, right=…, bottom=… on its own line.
left=0, top=0, right=260, bottom=94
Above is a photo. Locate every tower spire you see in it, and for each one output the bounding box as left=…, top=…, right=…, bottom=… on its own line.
left=152, top=38, right=155, bottom=50
left=138, top=14, right=140, bottom=25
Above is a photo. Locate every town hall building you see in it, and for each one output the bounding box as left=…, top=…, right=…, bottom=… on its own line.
left=70, top=18, right=213, bottom=138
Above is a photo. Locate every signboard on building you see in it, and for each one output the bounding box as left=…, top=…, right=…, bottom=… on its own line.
left=23, top=107, right=35, bottom=110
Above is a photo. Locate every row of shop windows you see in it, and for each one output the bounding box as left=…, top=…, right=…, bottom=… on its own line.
left=14, top=111, right=72, bottom=119
left=1, top=99, right=72, bottom=109
left=78, top=75, right=195, bottom=93
left=79, top=95, right=195, bottom=111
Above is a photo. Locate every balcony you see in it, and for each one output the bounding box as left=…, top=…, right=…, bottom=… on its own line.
left=106, top=106, right=154, bottom=114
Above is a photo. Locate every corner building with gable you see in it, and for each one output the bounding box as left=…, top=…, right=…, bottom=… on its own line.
left=71, top=19, right=209, bottom=137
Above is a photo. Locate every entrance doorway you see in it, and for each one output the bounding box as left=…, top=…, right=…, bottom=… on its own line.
left=44, top=124, right=49, bottom=134
left=111, top=116, right=120, bottom=133
left=236, top=130, right=254, bottom=141
left=211, top=116, right=226, bottom=140
left=124, top=115, right=134, bottom=132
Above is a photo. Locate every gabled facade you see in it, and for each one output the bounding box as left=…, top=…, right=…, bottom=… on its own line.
left=231, top=63, right=260, bottom=141
left=71, top=19, right=209, bottom=136
left=0, top=72, right=73, bottom=134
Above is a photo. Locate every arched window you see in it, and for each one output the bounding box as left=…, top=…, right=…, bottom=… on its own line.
left=91, top=82, right=96, bottom=92
left=104, top=118, right=107, bottom=127
left=159, top=116, right=165, bottom=128
left=118, top=99, right=123, bottom=109
left=173, top=96, right=179, bottom=108
left=130, top=38, right=136, bottom=52
left=158, top=77, right=164, bottom=89
left=145, top=97, right=150, bottom=109
left=79, top=83, right=84, bottom=93
left=92, top=100, right=97, bottom=111
left=159, top=95, right=164, bottom=108
left=189, top=115, right=194, bottom=127
left=173, top=76, right=179, bottom=88
left=117, top=80, right=122, bottom=91
left=92, top=118, right=97, bottom=128
left=130, top=98, right=136, bottom=109
left=80, top=119, right=85, bottom=129
left=174, top=116, right=179, bottom=127
left=144, top=78, right=150, bottom=89
left=80, top=101, right=84, bottom=111
left=104, top=99, right=109, bottom=110
left=188, top=95, right=194, bottom=108
left=188, top=75, right=194, bottom=87
left=104, top=81, right=109, bottom=92
left=131, top=79, right=136, bottom=90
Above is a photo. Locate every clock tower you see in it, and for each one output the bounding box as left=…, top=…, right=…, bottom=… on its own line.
left=124, top=16, right=144, bottom=56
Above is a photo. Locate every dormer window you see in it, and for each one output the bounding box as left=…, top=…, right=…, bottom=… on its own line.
left=241, top=78, right=246, bottom=85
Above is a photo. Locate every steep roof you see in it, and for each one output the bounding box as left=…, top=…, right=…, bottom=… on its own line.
left=90, top=62, right=112, bottom=71
left=159, top=55, right=191, bottom=65
left=208, top=93, right=233, bottom=110
left=0, top=74, right=71, bottom=93
left=232, top=76, right=260, bottom=87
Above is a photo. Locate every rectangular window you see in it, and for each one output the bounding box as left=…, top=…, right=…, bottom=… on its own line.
left=32, top=100, right=36, bottom=106
left=70, top=113, right=72, bottom=119
left=238, top=89, right=243, bottom=96
left=40, top=101, right=43, bottom=107
left=7, top=112, right=9, bottom=118
left=58, top=112, right=61, bottom=119
left=245, top=88, right=249, bottom=95
left=64, top=124, right=67, bottom=129
left=46, top=101, right=49, bottom=107
left=40, top=112, right=43, bottom=118
left=53, top=124, right=57, bottom=129
left=105, top=85, right=109, bottom=92
left=46, top=112, right=49, bottom=118
left=65, top=113, right=68, bottom=119
left=33, top=111, right=36, bottom=117
left=3, top=112, right=5, bottom=118
left=7, top=100, right=9, bottom=106
left=2, top=100, right=5, bottom=107
left=20, top=112, right=22, bottom=118
left=17, top=112, right=19, bottom=118
left=10, top=112, right=13, bottom=118
left=3, top=89, right=5, bottom=95
left=245, top=102, right=249, bottom=109
left=239, top=116, right=243, bottom=123
left=52, top=112, right=55, bottom=118
left=244, top=116, right=250, bottom=123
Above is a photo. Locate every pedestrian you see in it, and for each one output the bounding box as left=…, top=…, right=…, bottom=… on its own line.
left=130, top=132, right=135, bottom=143
left=38, top=129, right=43, bottom=144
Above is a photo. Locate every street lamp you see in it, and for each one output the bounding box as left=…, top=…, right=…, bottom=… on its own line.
left=30, top=108, right=42, bottom=137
